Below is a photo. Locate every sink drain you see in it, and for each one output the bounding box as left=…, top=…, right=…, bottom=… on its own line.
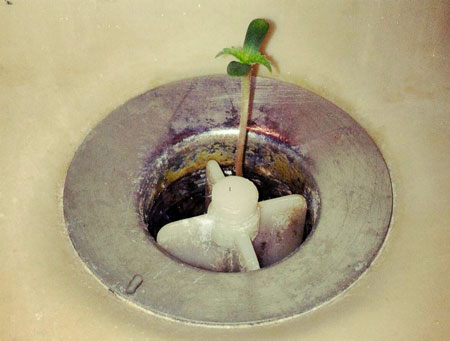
left=63, top=75, right=392, bottom=325
left=139, top=130, right=320, bottom=269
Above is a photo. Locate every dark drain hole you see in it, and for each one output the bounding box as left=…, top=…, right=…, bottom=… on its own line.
left=139, top=132, right=320, bottom=269
left=145, top=166, right=315, bottom=248
left=144, top=167, right=313, bottom=240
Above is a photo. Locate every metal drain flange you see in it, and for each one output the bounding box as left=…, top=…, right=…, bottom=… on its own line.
left=63, top=75, right=392, bottom=325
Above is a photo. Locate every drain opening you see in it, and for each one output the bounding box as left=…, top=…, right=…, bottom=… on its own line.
left=138, top=130, right=320, bottom=270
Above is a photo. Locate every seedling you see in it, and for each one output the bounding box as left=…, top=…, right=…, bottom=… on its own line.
left=216, top=18, right=272, bottom=176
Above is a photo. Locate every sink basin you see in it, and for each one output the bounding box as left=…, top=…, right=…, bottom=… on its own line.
left=1, top=1, right=449, bottom=339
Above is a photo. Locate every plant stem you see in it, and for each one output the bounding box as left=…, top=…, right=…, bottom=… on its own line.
left=235, top=70, right=251, bottom=177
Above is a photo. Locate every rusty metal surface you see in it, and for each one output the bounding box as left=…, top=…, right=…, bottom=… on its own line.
left=63, top=75, right=392, bottom=325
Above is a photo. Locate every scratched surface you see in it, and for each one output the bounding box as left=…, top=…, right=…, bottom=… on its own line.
left=63, top=75, right=392, bottom=324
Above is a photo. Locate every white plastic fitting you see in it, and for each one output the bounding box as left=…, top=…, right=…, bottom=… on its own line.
left=208, top=176, right=261, bottom=270
left=157, top=160, right=307, bottom=272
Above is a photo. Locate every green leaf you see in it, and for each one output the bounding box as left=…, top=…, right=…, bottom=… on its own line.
left=245, top=51, right=272, bottom=72
left=227, top=61, right=251, bottom=77
left=243, top=18, right=270, bottom=52
left=216, top=18, right=272, bottom=74
left=215, top=47, right=246, bottom=63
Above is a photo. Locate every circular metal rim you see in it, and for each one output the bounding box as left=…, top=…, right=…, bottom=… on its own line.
left=63, top=75, right=392, bottom=325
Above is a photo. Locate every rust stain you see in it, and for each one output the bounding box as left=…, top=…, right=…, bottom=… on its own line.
left=248, top=125, right=290, bottom=144
left=165, top=149, right=232, bottom=183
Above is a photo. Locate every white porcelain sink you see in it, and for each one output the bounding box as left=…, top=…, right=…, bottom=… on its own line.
left=1, top=1, right=449, bottom=339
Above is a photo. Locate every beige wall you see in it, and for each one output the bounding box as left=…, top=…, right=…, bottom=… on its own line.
left=1, top=0, right=449, bottom=339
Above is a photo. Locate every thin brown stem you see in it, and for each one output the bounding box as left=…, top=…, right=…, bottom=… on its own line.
left=235, top=71, right=251, bottom=177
